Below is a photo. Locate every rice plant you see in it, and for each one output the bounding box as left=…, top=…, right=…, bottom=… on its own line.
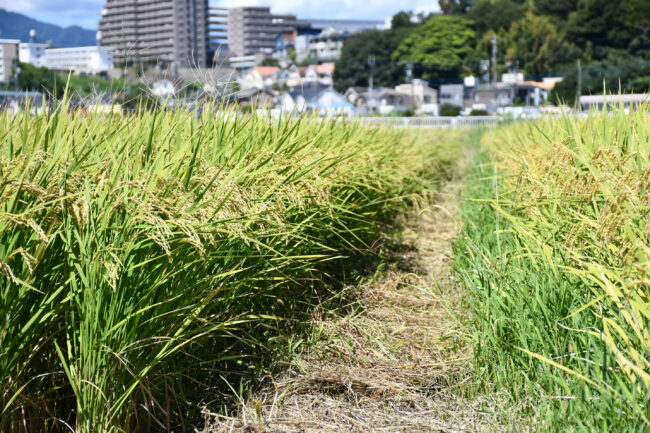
left=456, top=108, right=650, bottom=430
left=0, top=100, right=455, bottom=432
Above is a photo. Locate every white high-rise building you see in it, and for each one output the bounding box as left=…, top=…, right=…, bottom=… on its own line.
left=0, top=39, right=20, bottom=83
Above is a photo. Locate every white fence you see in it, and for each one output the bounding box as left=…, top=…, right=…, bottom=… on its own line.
left=359, top=116, right=506, bottom=129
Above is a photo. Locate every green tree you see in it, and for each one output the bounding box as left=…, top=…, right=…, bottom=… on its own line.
left=17, top=62, right=64, bottom=95
left=391, top=11, right=416, bottom=29
left=298, top=53, right=317, bottom=66
left=261, top=58, right=279, bottom=66
left=566, top=0, right=634, bottom=57
left=287, top=47, right=297, bottom=62
left=439, top=0, right=475, bottom=15
left=551, top=48, right=650, bottom=104
left=534, top=0, right=578, bottom=18
left=440, top=103, right=462, bottom=116
left=467, top=0, right=525, bottom=34
left=628, top=0, right=650, bottom=51
left=333, top=16, right=412, bottom=91
left=392, top=16, right=477, bottom=78
left=503, top=12, right=574, bottom=76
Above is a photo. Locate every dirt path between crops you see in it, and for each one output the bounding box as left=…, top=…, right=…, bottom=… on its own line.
left=202, top=152, right=512, bottom=432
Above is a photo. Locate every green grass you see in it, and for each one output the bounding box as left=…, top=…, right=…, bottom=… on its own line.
left=0, top=99, right=457, bottom=432
left=455, top=110, right=650, bottom=431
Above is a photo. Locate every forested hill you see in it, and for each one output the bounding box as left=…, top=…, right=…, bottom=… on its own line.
left=0, top=8, right=96, bottom=47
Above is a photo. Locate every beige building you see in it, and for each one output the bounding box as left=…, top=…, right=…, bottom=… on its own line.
left=0, top=39, right=20, bottom=83
left=395, top=79, right=438, bottom=106
left=226, top=7, right=303, bottom=57
left=98, top=0, right=209, bottom=67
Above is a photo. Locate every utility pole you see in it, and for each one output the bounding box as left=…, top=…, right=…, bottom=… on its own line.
left=491, top=35, right=499, bottom=114
left=576, top=59, right=582, bottom=106
left=491, top=35, right=498, bottom=87
left=368, top=54, right=375, bottom=113
left=404, top=61, right=413, bottom=84
left=405, top=61, right=415, bottom=107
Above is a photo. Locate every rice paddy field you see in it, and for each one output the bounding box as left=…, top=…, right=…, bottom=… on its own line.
left=456, top=108, right=650, bottom=430
left=0, top=102, right=457, bottom=432
left=1, top=99, right=648, bottom=432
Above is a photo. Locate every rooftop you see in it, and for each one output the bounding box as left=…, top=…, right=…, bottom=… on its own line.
left=579, top=94, right=650, bottom=104
left=250, top=66, right=280, bottom=77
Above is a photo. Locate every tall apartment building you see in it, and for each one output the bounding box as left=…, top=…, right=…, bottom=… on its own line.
left=209, top=7, right=229, bottom=55
left=0, top=39, right=20, bottom=83
left=226, top=7, right=305, bottom=57
left=98, top=0, right=209, bottom=67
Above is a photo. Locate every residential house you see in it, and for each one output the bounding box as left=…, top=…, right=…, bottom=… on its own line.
left=274, top=27, right=322, bottom=65
left=307, top=29, right=348, bottom=62
left=350, top=88, right=413, bottom=114
left=395, top=79, right=438, bottom=114
left=373, top=89, right=413, bottom=114
left=441, top=81, right=513, bottom=115
left=463, top=86, right=513, bottom=114
left=462, top=77, right=559, bottom=114
left=514, top=81, right=556, bottom=107
left=235, top=87, right=277, bottom=109
left=439, top=84, right=465, bottom=108
left=345, top=80, right=437, bottom=115
left=343, top=87, right=368, bottom=105
left=273, top=27, right=349, bottom=64
left=241, top=66, right=281, bottom=90
left=286, top=63, right=335, bottom=89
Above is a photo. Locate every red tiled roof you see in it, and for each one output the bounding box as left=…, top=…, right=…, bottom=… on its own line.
left=316, top=63, right=335, bottom=74
left=251, top=66, right=280, bottom=77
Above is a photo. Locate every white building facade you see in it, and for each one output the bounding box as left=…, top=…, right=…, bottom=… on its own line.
left=44, top=46, right=114, bottom=75
left=19, top=42, right=49, bottom=68
left=0, top=39, right=20, bottom=83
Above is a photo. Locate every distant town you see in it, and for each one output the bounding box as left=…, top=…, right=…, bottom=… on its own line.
left=0, top=1, right=647, bottom=118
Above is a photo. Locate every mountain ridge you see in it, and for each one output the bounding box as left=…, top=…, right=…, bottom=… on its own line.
left=0, top=8, right=96, bottom=47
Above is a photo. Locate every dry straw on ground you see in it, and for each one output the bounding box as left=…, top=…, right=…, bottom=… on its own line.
left=201, top=155, right=527, bottom=433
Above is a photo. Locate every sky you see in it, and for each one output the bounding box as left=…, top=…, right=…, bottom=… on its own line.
left=0, top=0, right=440, bottom=30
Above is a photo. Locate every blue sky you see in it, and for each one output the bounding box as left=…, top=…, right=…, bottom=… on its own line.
left=0, top=0, right=440, bottom=30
